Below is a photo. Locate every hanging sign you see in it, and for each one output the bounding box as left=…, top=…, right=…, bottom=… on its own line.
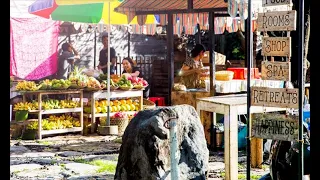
left=257, top=10, right=296, bottom=31
left=261, top=61, right=291, bottom=81
left=251, top=87, right=299, bottom=108
left=262, top=37, right=291, bottom=57
left=262, top=0, right=291, bottom=7
left=252, top=113, right=298, bottom=141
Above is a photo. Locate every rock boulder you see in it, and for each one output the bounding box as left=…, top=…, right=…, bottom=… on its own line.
left=115, top=105, right=209, bottom=180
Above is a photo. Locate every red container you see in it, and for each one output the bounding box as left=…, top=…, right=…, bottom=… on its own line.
left=227, top=68, right=260, bottom=79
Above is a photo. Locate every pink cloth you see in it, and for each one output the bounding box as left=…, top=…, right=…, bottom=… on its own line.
left=10, top=17, right=60, bottom=80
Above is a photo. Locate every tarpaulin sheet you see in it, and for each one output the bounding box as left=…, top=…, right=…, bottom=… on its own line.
left=10, top=17, right=60, bottom=80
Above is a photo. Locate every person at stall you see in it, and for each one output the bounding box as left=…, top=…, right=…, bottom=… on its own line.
left=179, top=43, right=208, bottom=89
left=97, top=33, right=117, bottom=74
left=57, top=42, right=80, bottom=79
left=121, top=57, right=149, bottom=98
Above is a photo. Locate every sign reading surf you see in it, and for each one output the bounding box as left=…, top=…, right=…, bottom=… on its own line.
left=257, top=10, right=296, bottom=31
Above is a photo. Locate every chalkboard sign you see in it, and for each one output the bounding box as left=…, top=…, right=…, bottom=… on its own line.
left=252, top=113, right=298, bottom=141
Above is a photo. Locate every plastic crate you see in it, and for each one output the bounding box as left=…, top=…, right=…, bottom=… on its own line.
left=227, top=68, right=260, bottom=79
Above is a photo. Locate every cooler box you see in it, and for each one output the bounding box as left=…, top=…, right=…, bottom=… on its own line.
left=227, top=68, right=260, bottom=80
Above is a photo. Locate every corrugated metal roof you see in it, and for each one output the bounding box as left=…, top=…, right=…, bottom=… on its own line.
left=116, top=0, right=228, bottom=13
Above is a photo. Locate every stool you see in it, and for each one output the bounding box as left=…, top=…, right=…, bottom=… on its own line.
left=148, top=97, right=166, bottom=106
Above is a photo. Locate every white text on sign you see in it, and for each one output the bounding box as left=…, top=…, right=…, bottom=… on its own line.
left=261, top=61, right=291, bottom=81
left=257, top=10, right=296, bottom=31
left=262, top=0, right=291, bottom=7
left=251, top=87, right=298, bottom=109
left=262, top=37, right=291, bottom=57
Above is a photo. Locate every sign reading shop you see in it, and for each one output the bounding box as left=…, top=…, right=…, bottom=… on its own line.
left=257, top=10, right=296, bottom=31
left=262, top=37, right=291, bottom=57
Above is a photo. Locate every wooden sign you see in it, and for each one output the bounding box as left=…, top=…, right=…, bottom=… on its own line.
left=262, top=0, right=291, bottom=7
left=252, top=113, right=298, bottom=141
left=262, top=37, right=291, bottom=57
left=251, top=87, right=298, bottom=108
left=257, top=10, right=296, bottom=31
left=261, top=61, right=291, bottom=81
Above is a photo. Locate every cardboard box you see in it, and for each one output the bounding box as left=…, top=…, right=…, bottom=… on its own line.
left=202, top=51, right=226, bottom=65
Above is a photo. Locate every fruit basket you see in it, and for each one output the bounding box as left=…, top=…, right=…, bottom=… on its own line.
left=215, top=71, right=234, bottom=81
left=69, top=83, right=85, bottom=89
left=119, top=86, right=132, bottom=91
left=143, top=98, right=156, bottom=110
left=133, top=85, right=145, bottom=90
left=110, top=86, right=119, bottom=90
left=110, top=112, right=129, bottom=135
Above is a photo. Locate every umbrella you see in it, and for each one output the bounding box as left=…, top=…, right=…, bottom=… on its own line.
left=28, top=0, right=157, bottom=24
left=28, top=0, right=155, bottom=129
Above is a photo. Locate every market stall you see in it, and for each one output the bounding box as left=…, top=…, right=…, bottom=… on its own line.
left=10, top=67, right=149, bottom=139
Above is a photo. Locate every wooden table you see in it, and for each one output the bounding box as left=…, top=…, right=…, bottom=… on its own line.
left=196, top=94, right=286, bottom=180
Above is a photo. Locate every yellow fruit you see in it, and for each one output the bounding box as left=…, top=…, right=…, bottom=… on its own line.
left=96, top=107, right=102, bottom=113
left=126, top=104, right=131, bottom=111
left=121, top=105, right=127, bottom=111
left=101, top=106, right=107, bottom=113
left=117, top=105, right=121, bottom=112
left=110, top=101, right=113, bottom=106
left=112, top=106, right=118, bottom=112
left=135, top=106, right=140, bottom=111
left=113, top=100, right=119, bottom=106
left=120, top=99, right=126, bottom=105
left=130, top=104, right=135, bottom=111
left=126, top=99, right=133, bottom=105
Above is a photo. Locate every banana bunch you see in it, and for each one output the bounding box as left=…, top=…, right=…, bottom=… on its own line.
left=44, top=115, right=75, bottom=130
left=60, top=100, right=79, bottom=108
left=39, top=79, right=52, bottom=90
left=42, top=99, right=61, bottom=110
left=16, top=81, right=40, bottom=91
left=48, top=115, right=61, bottom=121
left=60, top=114, right=74, bottom=121
left=14, top=102, right=38, bottom=111
left=42, top=119, right=56, bottom=130
left=72, top=119, right=81, bottom=127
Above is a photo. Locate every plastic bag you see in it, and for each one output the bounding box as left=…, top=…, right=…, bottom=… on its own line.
left=82, top=68, right=103, bottom=78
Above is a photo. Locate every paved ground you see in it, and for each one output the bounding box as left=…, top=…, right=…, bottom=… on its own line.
left=10, top=134, right=269, bottom=180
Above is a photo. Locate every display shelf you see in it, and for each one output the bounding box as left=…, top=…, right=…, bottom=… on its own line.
left=83, top=111, right=138, bottom=118
left=83, top=90, right=143, bottom=132
left=41, top=127, right=82, bottom=135
left=20, top=90, right=84, bottom=140
left=26, top=108, right=82, bottom=114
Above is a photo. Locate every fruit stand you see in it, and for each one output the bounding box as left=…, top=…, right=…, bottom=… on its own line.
left=10, top=67, right=149, bottom=139
left=15, top=89, right=83, bottom=140
left=83, top=89, right=143, bottom=132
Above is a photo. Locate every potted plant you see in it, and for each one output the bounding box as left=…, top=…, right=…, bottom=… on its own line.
left=22, top=120, right=38, bottom=140
left=111, top=112, right=129, bottom=135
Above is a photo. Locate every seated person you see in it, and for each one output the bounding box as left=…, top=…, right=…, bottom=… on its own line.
left=179, top=44, right=208, bottom=89
left=121, top=57, right=149, bottom=98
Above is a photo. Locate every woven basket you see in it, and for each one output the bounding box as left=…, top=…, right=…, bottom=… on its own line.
left=143, top=98, right=156, bottom=110
left=215, top=71, right=234, bottom=81
left=110, top=117, right=129, bottom=135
